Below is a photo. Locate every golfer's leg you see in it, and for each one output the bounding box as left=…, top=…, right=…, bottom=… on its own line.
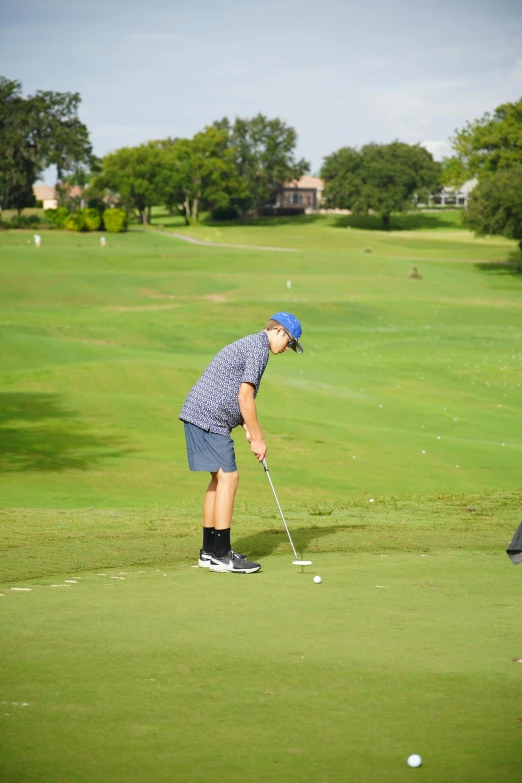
left=200, top=472, right=218, bottom=556
left=213, top=468, right=239, bottom=556
left=204, top=472, right=218, bottom=527
left=214, top=469, right=239, bottom=529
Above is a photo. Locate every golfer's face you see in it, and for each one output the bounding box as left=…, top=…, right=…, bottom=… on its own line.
left=271, top=328, right=293, bottom=354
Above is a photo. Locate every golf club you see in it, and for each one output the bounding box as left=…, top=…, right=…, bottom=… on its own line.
left=262, top=458, right=312, bottom=566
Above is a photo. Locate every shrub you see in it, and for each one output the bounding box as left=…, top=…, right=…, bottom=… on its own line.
left=44, top=207, right=69, bottom=229
left=83, top=208, right=101, bottom=231
left=211, top=206, right=239, bottom=221
left=10, top=214, right=40, bottom=228
left=10, top=215, right=27, bottom=228
left=103, top=208, right=127, bottom=233
left=64, top=212, right=86, bottom=232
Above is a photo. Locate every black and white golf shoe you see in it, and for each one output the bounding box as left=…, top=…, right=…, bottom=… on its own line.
left=198, top=549, right=214, bottom=568
left=209, top=549, right=261, bottom=574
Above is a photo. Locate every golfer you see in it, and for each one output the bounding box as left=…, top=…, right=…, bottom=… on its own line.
left=179, top=312, right=303, bottom=574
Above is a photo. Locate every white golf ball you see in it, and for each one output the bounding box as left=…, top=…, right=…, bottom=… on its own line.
left=369, top=498, right=374, bottom=503
left=313, top=575, right=322, bottom=584
left=407, top=754, right=422, bottom=768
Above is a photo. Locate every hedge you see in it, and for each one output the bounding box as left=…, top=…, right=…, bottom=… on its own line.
left=83, top=208, right=101, bottom=231
left=9, top=214, right=41, bottom=229
left=64, top=212, right=86, bottom=232
left=103, top=208, right=127, bottom=233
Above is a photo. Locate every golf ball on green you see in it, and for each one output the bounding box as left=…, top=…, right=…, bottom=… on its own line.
left=313, top=575, right=322, bottom=584
left=407, top=754, right=422, bottom=768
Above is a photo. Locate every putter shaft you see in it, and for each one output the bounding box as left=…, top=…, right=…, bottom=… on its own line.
left=262, top=459, right=299, bottom=560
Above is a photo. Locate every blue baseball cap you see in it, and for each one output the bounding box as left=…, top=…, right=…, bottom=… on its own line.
left=270, top=312, right=303, bottom=354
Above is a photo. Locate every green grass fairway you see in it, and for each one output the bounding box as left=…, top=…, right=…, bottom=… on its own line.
left=0, top=220, right=521, bottom=506
left=1, top=215, right=521, bottom=781
left=1, top=548, right=521, bottom=783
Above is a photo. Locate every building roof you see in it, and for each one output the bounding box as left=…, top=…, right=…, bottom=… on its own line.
left=33, top=183, right=86, bottom=200
left=441, top=178, right=478, bottom=196
left=33, top=184, right=55, bottom=200
left=285, top=175, right=324, bottom=190
left=67, top=185, right=83, bottom=198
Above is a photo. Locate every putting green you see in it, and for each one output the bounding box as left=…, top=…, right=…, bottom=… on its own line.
left=1, top=552, right=520, bottom=783
left=1, top=216, right=521, bottom=781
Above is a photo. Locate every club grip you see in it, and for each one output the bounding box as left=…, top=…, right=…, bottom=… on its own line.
left=262, top=458, right=269, bottom=472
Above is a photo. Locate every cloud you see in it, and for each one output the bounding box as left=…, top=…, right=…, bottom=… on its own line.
left=2, top=0, right=522, bottom=179
left=507, top=58, right=522, bottom=85
left=420, top=141, right=452, bottom=161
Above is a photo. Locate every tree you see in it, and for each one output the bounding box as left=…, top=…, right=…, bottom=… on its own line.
left=321, top=142, right=441, bottom=230
left=29, top=89, right=94, bottom=182
left=441, top=155, right=468, bottom=191
left=152, top=138, right=187, bottom=219
left=222, top=114, right=309, bottom=216
left=59, top=160, right=102, bottom=211
left=0, top=78, right=37, bottom=215
left=465, top=166, right=522, bottom=269
left=446, top=97, right=522, bottom=181
left=0, top=76, right=93, bottom=215
left=153, top=127, right=239, bottom=225
left=99, top=145, right=163, bottom=224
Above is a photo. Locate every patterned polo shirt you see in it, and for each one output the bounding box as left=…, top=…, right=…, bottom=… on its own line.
left=179, top=331, right=270, bottom=435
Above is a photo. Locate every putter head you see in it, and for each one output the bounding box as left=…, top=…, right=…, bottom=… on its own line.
left=292, top=559, right=312, bottom=566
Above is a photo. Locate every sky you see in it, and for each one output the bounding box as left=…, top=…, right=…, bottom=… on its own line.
left=2, top=0, right=522, bottom=182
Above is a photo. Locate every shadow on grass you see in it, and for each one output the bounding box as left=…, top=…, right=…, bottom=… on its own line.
left=203, top=214, right=327, bottom=228
left=149, top=211, right=328, bottom=229
left=332, top=211, right=463, bottom=232
left=234, top=524, right=367, bottom=559
left=0, top=392, right=127, bottom=472
left=474, top=252, right=522, bottom=277
left=149, top=209, right=464, bottom=232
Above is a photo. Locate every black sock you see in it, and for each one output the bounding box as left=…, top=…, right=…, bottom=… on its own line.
left=214, top=528, right=231, bottom=558
left=203, top=527, right=215, bottom=553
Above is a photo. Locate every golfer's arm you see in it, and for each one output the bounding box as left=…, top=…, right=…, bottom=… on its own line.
left=238, top=383, right=263, bottom=440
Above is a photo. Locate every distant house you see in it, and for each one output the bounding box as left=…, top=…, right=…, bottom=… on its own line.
left=427, top=178, right=477, bottom=208
left=273, top=175, right=324, bottom=214
left=33, top=184, right=57, bottom=210
left=32, top=183, right=86, bottom=210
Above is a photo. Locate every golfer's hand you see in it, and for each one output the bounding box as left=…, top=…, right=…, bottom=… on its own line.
left=250, top=437, right=267, bottom=462
left=244, top=428, right=252, bottom=443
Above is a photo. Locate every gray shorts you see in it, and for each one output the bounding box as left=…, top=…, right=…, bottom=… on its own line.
left=182, top=422, right=237, bottom=473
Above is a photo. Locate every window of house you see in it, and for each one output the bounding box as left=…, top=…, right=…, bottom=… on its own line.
left=288, top=192, right=303, bottom=205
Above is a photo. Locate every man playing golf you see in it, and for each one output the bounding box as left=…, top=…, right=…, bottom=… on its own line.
left=179, top=312, right=303, bottom=574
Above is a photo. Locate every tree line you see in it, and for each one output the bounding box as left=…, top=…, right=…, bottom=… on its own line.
left=1, top=74, right=521, bottom=252
left=89, top=116, right=310, bottom=225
